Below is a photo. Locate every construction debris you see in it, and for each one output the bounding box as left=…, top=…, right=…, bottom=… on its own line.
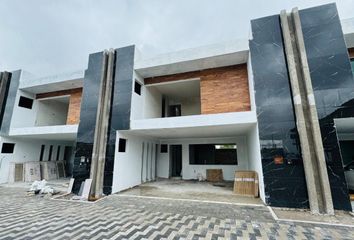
left=28, top=180, right=60, bottom=196
left=71, top=178, right=92, bottom=201
left=26, top=178, right=99, bottom=202
left=67, top=178, right=74, bottom=194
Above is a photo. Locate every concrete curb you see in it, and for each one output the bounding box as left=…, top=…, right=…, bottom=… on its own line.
left=116, top=194, right=265, bottom=207
left=268, top=206, right=354, bottom=228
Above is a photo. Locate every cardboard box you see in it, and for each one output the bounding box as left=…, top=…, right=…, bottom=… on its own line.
left=233, top=171, right=259, bottom=197
left=206, top=169, right=223, bottom=182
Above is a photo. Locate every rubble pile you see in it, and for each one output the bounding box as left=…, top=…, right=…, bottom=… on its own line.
left=27, top=180, right=60, bottom=196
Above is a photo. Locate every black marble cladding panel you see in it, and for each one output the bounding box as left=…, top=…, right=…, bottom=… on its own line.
left=72, top=52, right=104, bottom=193
left=0, top=70, right=20, bottom=135
left=250, top=15, right=308, bottom=208
left=300, top=3, right=354, bottom=211
left=103, top=45, right=135, bottom=194
left=0, top=72, right=11, bottom=129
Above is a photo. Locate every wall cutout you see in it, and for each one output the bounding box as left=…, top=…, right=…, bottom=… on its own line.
left=56, top=146, right=61, bottom=160
left=1, top=143, right=15, bottom=154
left=18, top=96, right=34, bottom=109
left=48, top=145, right=53, bottom=161
left=39, top=145, right=45, bottom=161
left=118, top=138, right=127, bottom=152
left=161, top=144, right=168, bottom=153
left=134, top=81, right=142, bottom=95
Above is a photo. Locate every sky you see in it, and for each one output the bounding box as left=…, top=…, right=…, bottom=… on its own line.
left=0, top=0, right=353, bottom=77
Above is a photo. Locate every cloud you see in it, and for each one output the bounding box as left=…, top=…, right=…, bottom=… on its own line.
left=0, top=0, right=353, bottom=76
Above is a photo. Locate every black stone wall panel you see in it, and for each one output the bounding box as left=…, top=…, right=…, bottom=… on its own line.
left=0, top=70, right=21, bottom=135
left=103, top=45, right=135, bottom=194
left=72, top=52, right=104, bottom=193
left=250, top=15, right=308, bottom=208
left=0, top=72, right=11, bottom=129
left=300, top=3, right=354, bottom=211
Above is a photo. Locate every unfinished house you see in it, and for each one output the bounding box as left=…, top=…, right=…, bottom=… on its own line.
left=1, top=3, right=354, bottom=213
left=0, top=71, right=82, bottom=183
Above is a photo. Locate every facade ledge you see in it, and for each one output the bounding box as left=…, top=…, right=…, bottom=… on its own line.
left=131, top=111, right=257, bottom=130
left=135, top=39, right=249, bottom=78
left=8, top=125, right=78, bottom=141
left=19, top=70, right=84, bottom=94
left=342, top=17, right=354, bottom=48
left=126, top=111, right=257, bottom=139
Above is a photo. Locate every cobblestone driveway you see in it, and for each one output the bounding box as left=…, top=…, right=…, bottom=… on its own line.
left=0, top=187, right=353, bottom=239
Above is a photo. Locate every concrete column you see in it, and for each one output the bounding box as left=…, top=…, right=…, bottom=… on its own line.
left=89, top=49, right=115, bottom=198
left=90, top=51, right=108, bottom=196
left=280, top=9, right=334, bottom=215
left=94, top=49, right=115, bottom=198
left=0, top=72, right=11, bottom=128
left=292, top=8, right=334, bottom=215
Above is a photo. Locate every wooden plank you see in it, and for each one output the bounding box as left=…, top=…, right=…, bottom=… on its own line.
left=233, top=171, right=259, bottom=197
left=206, top=169, right=223, bottom=182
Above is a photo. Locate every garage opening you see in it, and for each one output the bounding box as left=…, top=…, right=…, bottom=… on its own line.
left=113, top=125, right=265, bottom=205
left=4, top=138, right=76, bottom=185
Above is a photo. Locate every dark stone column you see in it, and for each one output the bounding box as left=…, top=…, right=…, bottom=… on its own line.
left=0, top=72, right=11, bottom=129
left=250, top=3, right=354, bottom=211
left=72, top=52, right=104, bottom=193
left=250, top=15, right=308, bottom=208
left=0, top=70, right=21, bottom=135
left=299, top=3, right=354, bottom=211
left=103, top=45, right=135, bottom=194
left=73, top=46, right=135, bottom=195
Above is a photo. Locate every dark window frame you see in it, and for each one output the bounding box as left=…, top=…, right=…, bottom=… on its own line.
left=1, top=143, right=15, bottom=154
left=118, top=138, right=127, bottom=152
left=189, top=143, right=238, bottom=165
left=18, top=96, right=34, bottom=109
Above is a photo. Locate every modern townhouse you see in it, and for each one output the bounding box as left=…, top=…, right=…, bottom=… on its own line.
left=1, top=3, right=354, bottom=214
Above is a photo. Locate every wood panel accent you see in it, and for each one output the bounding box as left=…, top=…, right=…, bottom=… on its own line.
left=144, top=64, right=250, bottom=114
left=66, top=90, right=82, bottom=124
left=349, top=48, right=354, bottom=59
left=36, top=88, right=82, bottom=125
left=145, top=70, right=201, bottom=85
left=200, top=65, right=250, bottom=114
left=36, top=88, right=82, bottom=99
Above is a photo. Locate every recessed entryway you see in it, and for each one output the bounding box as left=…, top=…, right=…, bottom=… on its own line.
left=170, top=145, right=182, bottom=178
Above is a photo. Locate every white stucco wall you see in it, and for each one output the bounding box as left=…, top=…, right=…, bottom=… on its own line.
left=0, top=137, right=11, bottom=184
left=130, top=71, right=144, bottom=120
left=247, top=53, right=256, bottom=111
left=247, top=124, right=265, bottom=202
left=0, top=137, right=74, bottom=184
left=159, top=137, right=249, bottom=181
left=112, top=132, right=157, bottom=193
left=131, top=71, right=165, bottom=120
left=10, top=90, right=38, bottom=128
left=35, top=100, right=68, bottom=126
left=157, top=147, right=169, bottom=178
left=143, top=86, right=162, bottom=119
